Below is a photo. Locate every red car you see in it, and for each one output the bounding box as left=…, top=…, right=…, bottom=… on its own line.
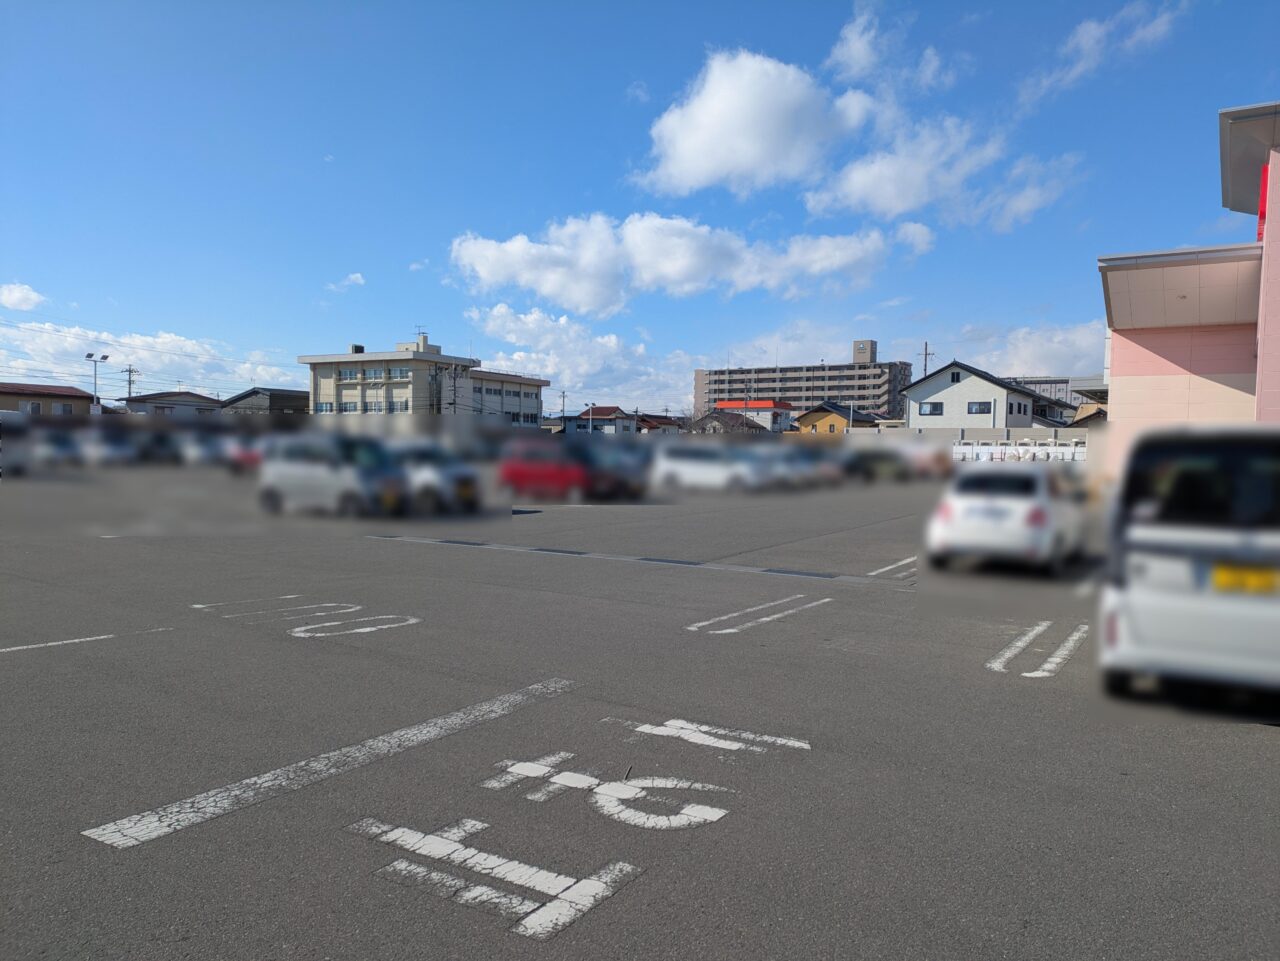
left=497, top=438, right=631, bottom=502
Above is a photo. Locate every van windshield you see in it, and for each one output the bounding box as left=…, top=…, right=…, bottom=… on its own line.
left=1123, top=437, right=1280, bottom=529
left=338, top=438, right=391, bottom=471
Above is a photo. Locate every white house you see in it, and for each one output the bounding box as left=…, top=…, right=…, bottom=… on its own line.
left=903, top=361, right=1076, bottom=429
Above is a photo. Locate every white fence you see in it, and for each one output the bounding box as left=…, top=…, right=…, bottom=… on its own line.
left=952, top=439, right=1087, bottom=463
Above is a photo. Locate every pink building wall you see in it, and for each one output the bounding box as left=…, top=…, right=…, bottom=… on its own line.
left=1257, top=149, right=1280, bottom=421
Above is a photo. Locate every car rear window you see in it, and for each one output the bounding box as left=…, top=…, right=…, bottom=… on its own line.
left=1123, top=437, right=1280, bottom=529
left=954, top=473, right=1038, bottom=496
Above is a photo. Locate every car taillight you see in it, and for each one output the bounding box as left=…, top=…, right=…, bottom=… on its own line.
left=1104, top=610, right=1118, bottom=648
left=934, top=501, right=951, bottom=523
left=1026, top=506, right=1047, bottom=528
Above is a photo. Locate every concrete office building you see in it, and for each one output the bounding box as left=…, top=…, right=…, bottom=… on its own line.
left=693, top=340, right=911, bottom=418
left=299, top=333, right=549, bottom=426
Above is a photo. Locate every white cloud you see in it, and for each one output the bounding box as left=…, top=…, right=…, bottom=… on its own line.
left=452, top=213, right=909, bottom=317
left=826, top=12, right=881, bottom=82
left=727, top=317, right=864, bottom=369
left=1018, top=2, right=1188, bottom=110
left=639, top=50, right=837, bottom=196
left=970, top=319, right=1107, bottom=376
left=408, top=259, right=429, bottom=271
left=833, top=89, right=877, bottom=132
left=469, top=303, right=698, bottom=410
left=915, top=46, right=956, bottom=91
left=894, top=222, right=935, bottom=254
left=325, top=272, right=365, bottom=292
left=0, top=318, right=303, bottom=399
left=976, top=154, right=1081, bottom=232
left=807, top=115, right=1005, bottom=219
left=625, top=80, right=650, bottom=103
left=0, top=283, right=47, bottom=311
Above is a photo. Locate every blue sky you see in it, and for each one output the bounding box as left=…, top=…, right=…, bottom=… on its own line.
left=1, top=0, right=1276, bottom=411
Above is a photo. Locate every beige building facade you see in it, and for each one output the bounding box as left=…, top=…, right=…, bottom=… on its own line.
left=298, top=334, right=548, bottom=426
left=694, top=340, right=911, bottom=418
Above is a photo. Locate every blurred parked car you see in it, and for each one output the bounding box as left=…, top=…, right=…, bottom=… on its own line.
left=81, top=428, right=138, bottom=467
left=925, top=464, right=1086, bottom=575
left=0, top=411, right=31, bottom=476
left=1100, top=428, right=1280, bottom=697
left=497, top=437, right=634, bottom=502
left=224, top=434, right=265, bottom=474
left=32, top=428, right=83, bottom=468
left=388, top=438, right=481, bottom=513
left=649, top=443, right=771, bottom=493
left=177, top=430, right=224, bottom=466
left=852, top=448, right=912, bottom=483
left=135, top=430, right=184, bottom=465
left=258, top=433, right=406, bottom=516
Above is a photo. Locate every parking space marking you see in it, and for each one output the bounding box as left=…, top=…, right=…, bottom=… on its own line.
left=1073, top=576, right=1098, bottom=599
left=0, top=627, right=174, bottom=656
left=346, top=815, right=642, bottom=941
left=82, top=677, right=575, bottom=849
left=190, top=595, right=303, bottom=609
left=219, top=602, right=362, bottom=620
left=1022, top=624, right=1090, bottom=678
left=866, top=555, right=917, bottom=576
left=370, top=535, right=911, bottom=590
left=603, top=717, right=811, bottom=752
left=287, top=615, right=421, bottom=638
left=984, top=621, right=1053, bottom=673
left=708, top=597, right=833, bottom=634
left=684, top=595, right=806, bottom=632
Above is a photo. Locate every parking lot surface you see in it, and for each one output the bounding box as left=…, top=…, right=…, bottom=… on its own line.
left=2, top=469, right=1276, bottom=960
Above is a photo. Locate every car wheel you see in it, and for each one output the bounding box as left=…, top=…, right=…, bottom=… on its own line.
left=1103, top=669, right=1134, bottom=699
left=259, top=489, right=283, bottom=515
left=415, top=488, right=444, bottom=515
left=1042, top=538, right=1067, bottom=579
left=338, top=492, right=364, bottom=517
left=927, top=553, right=948, bottom=571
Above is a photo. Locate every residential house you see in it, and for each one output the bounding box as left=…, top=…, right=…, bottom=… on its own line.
left=636, top=413, right=683, bottom=434
left=0, top=382, right=94, bottom=416
left=559, top=406, right=638, bottom=435
left=221, top=387, right=310, bottom=414
left=903, top=361, right=1077, bottom=429
left=120, top=390, right=222, bottom=417
left=711, top=399, right=795, bottom=432
left=792, top=401, right=882, bottom=435
left=689, top=410, right=767, bottom=434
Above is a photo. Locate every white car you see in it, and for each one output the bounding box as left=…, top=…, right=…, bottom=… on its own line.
left=258, top=433, right=406, bottom=516
left=1099, top=428, right=1280, bottom=696
left=649, top=443, right=771, bottom=492
left=386, top=439, right=481, bottom=513
left=925, top=464, right=1085, bottom=574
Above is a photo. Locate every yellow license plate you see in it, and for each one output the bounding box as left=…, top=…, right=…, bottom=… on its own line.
left=1211, top=564, right=1278, bottom=594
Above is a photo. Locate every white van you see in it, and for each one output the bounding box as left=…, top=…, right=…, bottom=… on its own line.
left=258, top=433, right=406, bottom=516
left=1100, top=427, right=1280, bottom=695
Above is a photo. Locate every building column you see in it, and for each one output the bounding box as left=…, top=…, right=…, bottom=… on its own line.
left=1257, top=150, right=1280, bottom=421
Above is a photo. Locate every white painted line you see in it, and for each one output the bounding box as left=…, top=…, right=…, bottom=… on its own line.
left=985, top=621, right=1053, bottom=673
left=1022, top=624, right=1090, bottom=678
left=684, top=595, right=806, bottom=632
left=708, top=597, right=833, bottom=634
left=82, top=678, right=575, bottom=849
left=586, top=777, right=729, bottom=830
left=891, top=568, right=916, bottom=579
left=190, top=595, right=302, bottom=609
left=378, top=859, right=544, bottom=919
left=287, top=615, right=421, bottom=638
left=0, top=627, right=174, bottom=656
left=1073, top=576, right=1098, bottom=599
left=633, top=721, right=763, bottom=752
left=866, top=556, right=917, bottom=576
left=482, top=752, right=575, bottom=791
left=664, top=718, right=811, bottom=751
left=512, top=861, right=642, bottom=941
left=221, top=602, right=361, bottom=620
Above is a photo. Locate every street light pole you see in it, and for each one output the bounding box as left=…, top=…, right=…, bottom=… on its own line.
left=85, top=352, right=110, bottom=409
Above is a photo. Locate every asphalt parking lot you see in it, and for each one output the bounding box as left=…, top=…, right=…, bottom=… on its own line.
left=2, top=468, right=1276, bottom=960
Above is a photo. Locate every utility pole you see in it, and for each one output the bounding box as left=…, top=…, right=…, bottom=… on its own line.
left=919, top=341, right=936, bottom=377
left=121, top=365, right=140, bottom=397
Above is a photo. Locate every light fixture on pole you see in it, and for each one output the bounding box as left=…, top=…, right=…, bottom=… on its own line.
left=85, top=353, right=110, bottom=408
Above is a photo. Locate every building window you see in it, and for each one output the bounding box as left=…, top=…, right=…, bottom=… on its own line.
left=315, top=402, right=334, bottom=414
left=363, top=369, right=387, bottom=381
left=473, top=385, right=482, bottom=394
left=485, top=387, right=501, bottom=396
left=389, top=400, right=410, bottom=413
left=389, top=367, right=411, bottom=380
left=967, top=401, right=992, bottom=415
left=338, top=368, right=359, bottom=382
left=364, top=401, right=384, bottom=413
left=950, top=371, right=961, bottom=383
left=338, top=401, right=358, bottom=414
left=1008, top=402, right=1014, bottom=415
left=523, top=391, right=537, bottom=399
left=918, top=402, right=944, bottom=416
left=154, top=405, right=174, bottom=415
left=506, top=389, right=520, bottom=398
left=56, top=402, right=73, bottom=415
left=20, top=400, right=42, bottom=414
left=828, top=423, right=836, bottom=433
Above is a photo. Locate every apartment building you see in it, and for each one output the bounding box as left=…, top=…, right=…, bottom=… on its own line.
left=693, top=340, right=911, bottom=418
left=298, top=333, right=548, bottom=427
